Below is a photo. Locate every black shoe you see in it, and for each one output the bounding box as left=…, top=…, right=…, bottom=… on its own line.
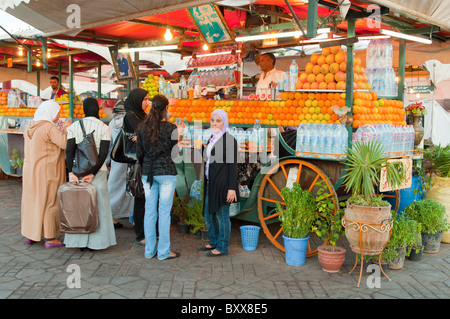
left=205, top=250, right=226, bottom=257
left=165, top=252, right=180, bottom=260
left=114, top=222, right=123, bottom=229
left=197, top=245, right=215, bottom=251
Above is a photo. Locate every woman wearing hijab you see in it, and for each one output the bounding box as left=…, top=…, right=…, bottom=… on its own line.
left=200, top=109, right=239, bottom=257
left=21, top=100, right=71, bottom=248
left=64, top=97, right=116, bottom=250
left=137, top=95, right=181, bottom=260
left=123, top=88, right=149, bottom=246
left=106, top=100, right=134, bottom=228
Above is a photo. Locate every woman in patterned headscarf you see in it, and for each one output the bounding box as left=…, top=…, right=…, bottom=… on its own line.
left=200, top=109, right=239, bottom=257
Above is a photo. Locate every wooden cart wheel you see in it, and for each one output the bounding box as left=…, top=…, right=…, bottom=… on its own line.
left=257, top=159, right=339, bottom=256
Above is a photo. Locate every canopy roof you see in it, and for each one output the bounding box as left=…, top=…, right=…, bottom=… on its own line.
left=0, top=0, right=449, bottom=77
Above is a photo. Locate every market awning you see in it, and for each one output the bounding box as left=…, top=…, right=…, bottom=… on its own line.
left=1, top=0, right=217, bottom=37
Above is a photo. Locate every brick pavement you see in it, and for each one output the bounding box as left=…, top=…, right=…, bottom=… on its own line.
left=0, top=179, right=449, bottom=300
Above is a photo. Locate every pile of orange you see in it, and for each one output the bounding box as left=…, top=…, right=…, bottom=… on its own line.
left=169, top=93, right=350, bottom=126
left=352, top=91, right=405, bottom=128
left=0, top=106, right=36, bottom=117
left=297, top=46, right=370, bottom=91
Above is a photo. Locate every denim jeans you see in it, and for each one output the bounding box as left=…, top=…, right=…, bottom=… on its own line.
left=203, top=182, right=231, bottom=254
left=142, top=175, right=177, bottom=260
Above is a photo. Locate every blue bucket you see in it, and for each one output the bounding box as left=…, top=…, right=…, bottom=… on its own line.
left=240, top=225, right=261, bottom=251
left=385, top=175, right=423, bottom=215
left=283, top=235, right=309, bottom=266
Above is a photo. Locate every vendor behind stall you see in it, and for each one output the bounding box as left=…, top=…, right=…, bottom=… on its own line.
left=50, top=76, right=68, bottom=99
left=255, top=53, right=284, bottom=96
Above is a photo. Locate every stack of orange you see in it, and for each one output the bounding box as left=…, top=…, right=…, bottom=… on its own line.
left=352, top=91, right=406, bottom=128
left=296, top=46, right=371, bottom=91
left=168, top=93, right=348, bottom=126
left=73, top=104, right=85, bottom=118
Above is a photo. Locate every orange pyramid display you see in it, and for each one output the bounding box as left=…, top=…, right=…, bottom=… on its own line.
left=297, top=46, right=371, bottom=91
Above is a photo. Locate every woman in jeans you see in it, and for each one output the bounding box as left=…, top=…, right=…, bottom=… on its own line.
left=200, top=109, right=239, bottom=257
left=137, top=95, right=181, bottom=260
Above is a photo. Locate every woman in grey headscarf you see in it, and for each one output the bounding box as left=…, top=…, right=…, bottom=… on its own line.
left=106, top=99, right=135, bottom=228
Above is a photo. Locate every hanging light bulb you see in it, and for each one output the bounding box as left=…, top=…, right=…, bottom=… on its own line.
left=164, top=28, right=173, bottom=41
left=47, top=51, right=51, bottom=58
left=36, top=60, right=41, bottom=67
left=416, top=92, right=421, bottom=98
left=395, top=76, right=399, bottom=83
left=202, top=43, right=208, bottom=51
left=409, top=87, right=414, bottom=94
left=18, top=48, right=23, bottom=56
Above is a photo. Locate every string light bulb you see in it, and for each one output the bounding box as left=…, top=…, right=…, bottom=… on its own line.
left=202, top=43, right=208, bottom=51
left=18, top=48, right=23, bottom=56
left=164, top=28, right=173, bottom=41
left=47, top=51, right=51, bottom=58
left=36, top=60, right=41, bottom=67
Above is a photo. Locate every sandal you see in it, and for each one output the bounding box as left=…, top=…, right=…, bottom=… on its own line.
left=197, top=245, right=215, bottom=251
left=165, top=252, right=180, bottom=260
left=205, top=250, right=226, bottom=257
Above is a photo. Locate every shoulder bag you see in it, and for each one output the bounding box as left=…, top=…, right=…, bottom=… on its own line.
left=110, top=115, right=138, bottom=164
left=126, top=163, right=144, bottom=198
left=72, top=120, right=99, bottom=177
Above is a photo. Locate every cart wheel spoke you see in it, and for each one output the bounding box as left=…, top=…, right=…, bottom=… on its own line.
left=258, top=159, right=338, bottom=254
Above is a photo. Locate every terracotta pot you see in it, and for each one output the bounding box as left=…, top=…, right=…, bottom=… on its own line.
left=412, top=114, right=424, bottom=147
left=317, top=245, right=346, bottom=273
left=342, top=203, right=393, bottom=256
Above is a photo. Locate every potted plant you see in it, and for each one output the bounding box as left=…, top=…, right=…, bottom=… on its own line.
left=185, top=198, right=208, bottom=240
left=11, top=149, right=24, bottom=175
left=342, top=140, right=407, bottom=256
left=173, top=193, right=190, bottom=234
left=404, top=199, right=449, bottom=253
left=421, top=144, right=450, bottom=244
left=405, top=101, right=426, bottom=146
left=276, top=182, right=318, bottom=266
left=314, top=181, right=346, bottom=273
left=381, top=212, right=422, bottom=269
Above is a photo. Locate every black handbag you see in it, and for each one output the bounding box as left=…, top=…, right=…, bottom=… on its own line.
left=126, top=163, right=144, bottom=198
left=72, top=120, right=99, bottom=177
left=110, top=124, right=137, bottom=164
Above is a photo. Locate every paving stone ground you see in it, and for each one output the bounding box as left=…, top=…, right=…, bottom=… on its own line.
left=1, top=179, right=449, bottom=302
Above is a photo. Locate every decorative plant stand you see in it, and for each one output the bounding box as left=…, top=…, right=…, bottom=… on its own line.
left=341, top=217, right=393, bottom=288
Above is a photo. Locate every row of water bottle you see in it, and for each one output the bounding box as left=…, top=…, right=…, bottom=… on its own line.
left=182, top=124, right=213, bottom=146
left=229, top=121, right=265, bottom=150
left=296, top=123, right=348, bottom=158
left=352, top=124, right=415, bottom=154
left=366, top=68, right=397, bottom=97
left=277, top=60, right=299, bottom=92
left=187, top=46, right=238, bottom=67
left=186, top=67, right=236, bottom=89
left=366, top=39, right=393, bottom=69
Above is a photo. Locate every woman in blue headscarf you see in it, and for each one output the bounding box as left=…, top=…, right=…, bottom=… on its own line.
left=200, top=109, right=239, bottom=257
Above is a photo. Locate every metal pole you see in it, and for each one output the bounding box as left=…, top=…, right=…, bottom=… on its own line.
left=97, top=61, right=102, bottom=98
left=36, top=69, right=40, bottom=96
left=69, top=56, right=74, bottom=119
left=397, top=39, right=406, bottom=102
left=346, top=18, right=356, bottom=148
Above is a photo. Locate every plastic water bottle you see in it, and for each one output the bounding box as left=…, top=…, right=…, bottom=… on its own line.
left=284, top=72, right=290, bottom=92
left=324, top=125, right=333, bottom=155
left=289, top=60, right=298, bottom=91
left=253, top=120, right=261, bottom=149
left=341, top=125, right=348, bottom=155
left=310, top=124, right=318, bottom=157
left=296, top=124, right=304, bottom=152
left=159, top=75, right=165, bottom=94
left=180, top=75, right=186, bottom=99
left=316, top=125, right=325, bottom=158
left=304, top=123, right=311, bottom=153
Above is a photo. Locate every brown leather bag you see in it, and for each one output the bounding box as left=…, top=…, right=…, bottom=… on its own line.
left=57, top=182, right=98, bottom=234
